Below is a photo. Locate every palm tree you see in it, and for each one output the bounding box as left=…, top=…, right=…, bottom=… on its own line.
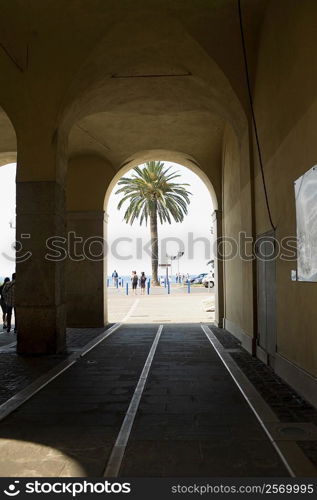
left=116, top=161, right=192, bottom=285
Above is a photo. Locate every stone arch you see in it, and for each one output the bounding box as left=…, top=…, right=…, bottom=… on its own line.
left=104, top=149, right=218, bottom=212
left=104, top=150, right=222, bottom=325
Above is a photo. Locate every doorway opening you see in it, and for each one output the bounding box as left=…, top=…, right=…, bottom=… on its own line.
left=105, top=159, right=218, bottom=325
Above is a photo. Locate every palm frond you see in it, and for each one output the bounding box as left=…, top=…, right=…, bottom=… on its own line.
left=116, top=161, right=192, bottom=226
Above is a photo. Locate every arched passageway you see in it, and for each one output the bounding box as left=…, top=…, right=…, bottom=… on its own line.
left=0, top=0, right=317, bottom=479
left=2, top=0, right=249, bottom=355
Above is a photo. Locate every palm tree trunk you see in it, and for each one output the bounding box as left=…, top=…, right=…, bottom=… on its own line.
left=150, top=206, right=160, bottom=286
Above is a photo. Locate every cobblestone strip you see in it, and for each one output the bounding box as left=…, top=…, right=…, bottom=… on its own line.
left=209, top=324, right=317, bottom=469
left=0, top=323, right=122, bottom=419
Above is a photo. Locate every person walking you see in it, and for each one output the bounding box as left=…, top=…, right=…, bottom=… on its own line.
left=0, top=277, right=10, bottom=330
left=2, top=273, right=16, bottom=333
left=131, top=271, right=138, bottom=295
left=140, top=272, right=146, bottom=295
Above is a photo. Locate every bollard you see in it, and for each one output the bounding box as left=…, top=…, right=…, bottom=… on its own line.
left=187, top=280, right=190, bottom=293
left=126, top=282, right=129, bottom=295
left=164, top=278, right=167, bottom=288
left=147, top=280, right=150, bottom=295
left=122, top=279, right=124, bottom=287
left=107, top=278, right=109, bottom=287
left=168, top=280, right=170, bottom=294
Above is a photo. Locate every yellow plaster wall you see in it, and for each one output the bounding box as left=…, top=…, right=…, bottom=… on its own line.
left=67, top=155, right=115, bottom=211
left=253, top=0, right=317, bottom=375
left=222, top=125, right=254, bottom=341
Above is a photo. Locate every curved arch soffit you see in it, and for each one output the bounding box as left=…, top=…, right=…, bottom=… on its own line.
left=104, top=149, right=218, bottom=212
left=59, top=13, right=247, bottom=139
left=0, top=152, right=17, bottom=168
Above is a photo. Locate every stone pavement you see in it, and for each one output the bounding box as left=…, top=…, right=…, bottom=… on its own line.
left=0, top=290, right=316, bottom=476
left=0, top=287, right=213, bottom=407
left=210, top=326, right=317, bottom=469
left=119, top=324, right=288, bottom=477
left=0, top=330, right=16, bottom=348
left=0, top=328, right=106, bottom=405
left=107, top=286, right=215, bottom=324
left=0, top=323, right=288, bottom=477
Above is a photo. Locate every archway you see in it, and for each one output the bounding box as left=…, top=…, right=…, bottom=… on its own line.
left=104, top=150, right=218, bottom=210
left=104, top=152, right=222, bottom=327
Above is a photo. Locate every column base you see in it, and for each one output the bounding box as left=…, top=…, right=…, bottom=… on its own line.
left=17, top=305, right=66, bottom=354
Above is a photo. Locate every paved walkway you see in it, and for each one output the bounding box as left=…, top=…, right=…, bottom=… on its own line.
left=0, top=291, right=316, bottom=477
left=0, top=323, right=289, bottom=477
left=0, top=330, right=16, bottom=348
left=0, top=328, right=107, bottom=406
left=107, top=286, right=215, bottom=324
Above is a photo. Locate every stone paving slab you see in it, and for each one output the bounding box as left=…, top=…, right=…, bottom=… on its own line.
left=121, top=438, right=285, bottom=477
left=108, top=289, right=215, bottom=324
left=0, top=320, right=316, bottom=476
left=210, top=325, right=317, bottom=468
left=0, top=323, right=290, bottom=478
left=119, top=325, right=288, bottom=477
left=0, top=329, right=16, bottom=347
left=0, top=325, right=157, bottom=477
left=0, top=327, right=110, bottom=405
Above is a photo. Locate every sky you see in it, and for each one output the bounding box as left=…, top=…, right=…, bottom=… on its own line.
left=0, top=162, right=214, bottom=280
left=107, top=163, right=214, bottom=277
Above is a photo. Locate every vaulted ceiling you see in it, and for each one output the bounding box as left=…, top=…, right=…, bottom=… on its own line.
left=0, top=0, right=267, bottom=172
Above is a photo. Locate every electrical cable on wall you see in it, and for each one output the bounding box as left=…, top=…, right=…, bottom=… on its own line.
left=237, top=0, right=276, bottom=232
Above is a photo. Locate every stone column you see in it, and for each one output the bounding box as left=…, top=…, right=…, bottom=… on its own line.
left=16, top=181, right=66, bottom=354
left=66, top=210, right=106, bottom=327
left=212, top=209, right=224, bottom=328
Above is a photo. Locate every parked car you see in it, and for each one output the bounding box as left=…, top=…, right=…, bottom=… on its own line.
left=190, top=273, right=207, bottom=284
left=202, top=271, right=215, bottom=288
left=160, top=276, right=169, bottom=285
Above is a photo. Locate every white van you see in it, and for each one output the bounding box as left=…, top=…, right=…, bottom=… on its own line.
left=202, top=271, right=215, bottom=288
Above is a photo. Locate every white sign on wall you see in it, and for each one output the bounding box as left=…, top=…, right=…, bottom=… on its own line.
left=294, top=166, right=317, bottom=282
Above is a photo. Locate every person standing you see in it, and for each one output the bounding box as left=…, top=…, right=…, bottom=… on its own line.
left=2, top=273, right=16, bottom=333
left=0, top=277, right=10, bottom=330
left=140, top=272, right=146, bottom=295
left=112, top=270, right=119, bottom=287
left=131, top=271, right=138, bottom=295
